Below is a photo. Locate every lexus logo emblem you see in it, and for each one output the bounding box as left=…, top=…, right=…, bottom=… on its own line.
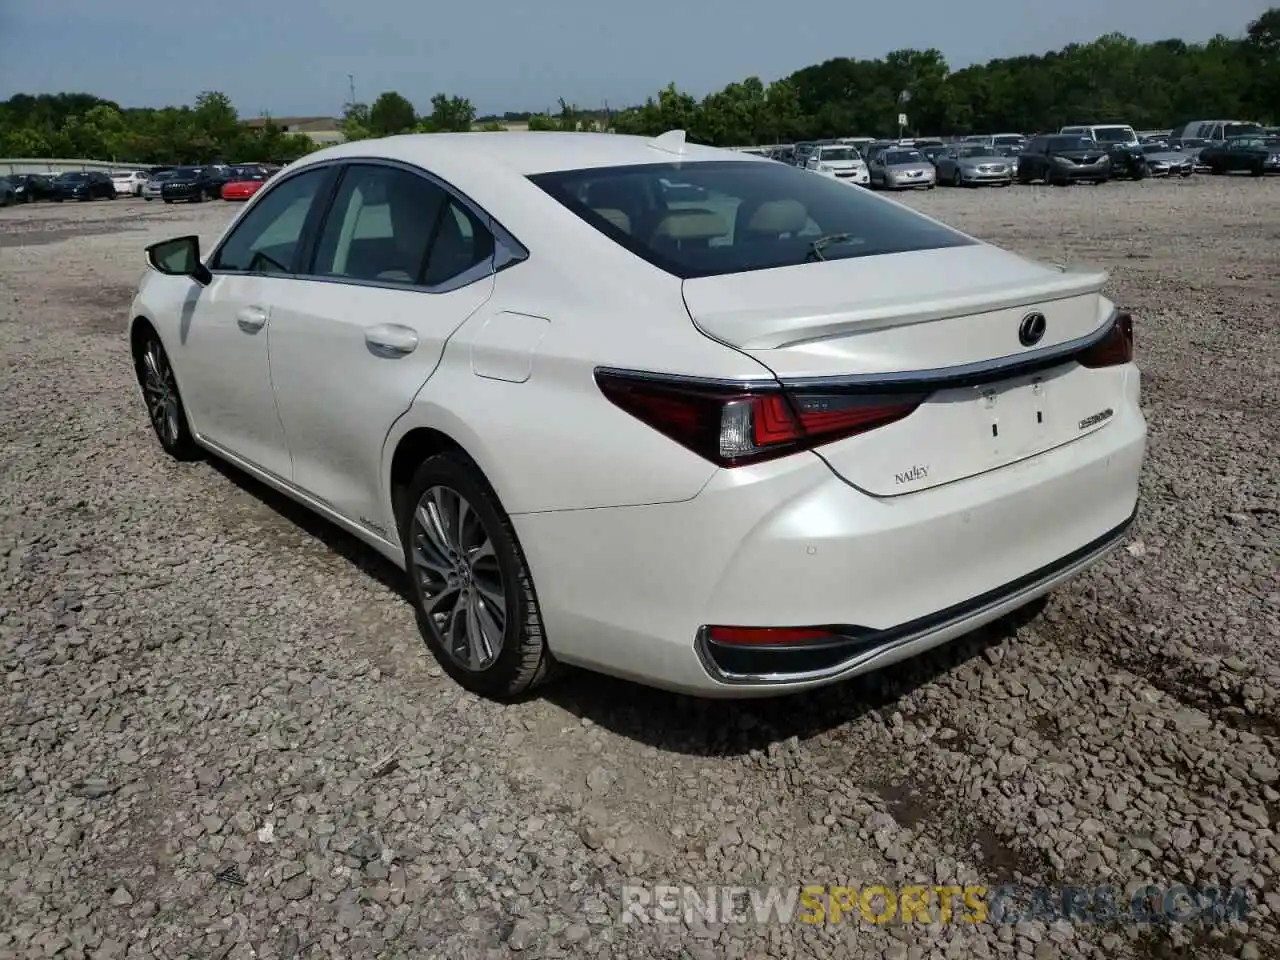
left=1018, top=312, right=1047, bottom=347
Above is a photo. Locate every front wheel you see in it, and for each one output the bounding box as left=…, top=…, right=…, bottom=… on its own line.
left=398, top=454, right=555, bottom=700
left=951, top=169, right=963, bottom=187
left=134, top=331, right=201, bottom=461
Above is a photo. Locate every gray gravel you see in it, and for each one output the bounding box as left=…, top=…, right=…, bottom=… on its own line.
left=1, top=177, right=1277, bottom=960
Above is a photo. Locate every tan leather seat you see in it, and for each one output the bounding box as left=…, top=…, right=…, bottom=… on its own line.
left=649, top=209, right=728, bottom=253
left=736, top=198, right=808, bottom=243
left=592, top=208, right=632, bottom=234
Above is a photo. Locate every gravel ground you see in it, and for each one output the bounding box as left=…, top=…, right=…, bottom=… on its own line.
left=1, top=177, right=1277, bottom=960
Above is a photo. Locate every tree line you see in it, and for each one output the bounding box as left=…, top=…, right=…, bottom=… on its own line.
left=1, top=8, right=1275, bottom=163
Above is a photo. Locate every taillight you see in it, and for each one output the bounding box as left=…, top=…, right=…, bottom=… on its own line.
left=705, top=626, right=837, bottom=645
left=595, top=369, right=924, bottom=468
left=1078, top=312, right=1134, bottom=368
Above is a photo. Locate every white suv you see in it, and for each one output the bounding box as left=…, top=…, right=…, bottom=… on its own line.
left=111, top=170, right=149, bottom=196
left=1059, top=125, right=1139, bottom=148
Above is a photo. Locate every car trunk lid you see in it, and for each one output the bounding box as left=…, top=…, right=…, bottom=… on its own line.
left=682, top=244, right=1125, bottom=495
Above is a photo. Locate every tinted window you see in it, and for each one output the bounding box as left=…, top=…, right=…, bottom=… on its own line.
left=1224, top=123, right=1262, bottom=139
left=312, top=164, right=448, bottom=285
left=212, top=168, right=329, bottom=274
left=884, top=151, right=922, bottom=164
left=423, top=201, right=494, bottom=286
left=1046, top=137, right=1093, bottom=151
left=529, top=160, right=973, bottom=280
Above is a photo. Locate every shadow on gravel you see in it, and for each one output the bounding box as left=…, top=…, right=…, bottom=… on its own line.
left=204, top=458, right=413, bottom=603
left=199, top=448, right=1047, bottom=761
left=545, top=602, right=1045, bottom=757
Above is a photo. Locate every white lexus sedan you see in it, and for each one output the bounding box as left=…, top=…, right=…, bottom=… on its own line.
left=128, top=130, right=1146, bottom=700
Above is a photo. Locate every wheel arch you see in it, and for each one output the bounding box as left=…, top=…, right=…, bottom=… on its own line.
left=385, top=420, right=505, bottom=536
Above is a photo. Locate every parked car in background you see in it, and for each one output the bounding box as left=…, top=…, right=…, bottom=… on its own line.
left=1140, top=144, right=1194, bottom=177
left=1168, top=120, right=1263, bottom=150
left=1017, top=136, right=1111, bottom=185
left=804, top=144, right=869, bottom=185
left=128, top=130, right=1145, bottom=699
left=0, top=177, right=15, bottom=206
left=160, top=167, right=220, bottom=203
left=51, top=171, right=117, bottom=201
left=220, top=165, right=273, bottom=201
left=1199, top=136, right=1280, bottom=176
left=868, top=147, right=936, bottom=189
left=143, top=171, right=177, bottom=200
left=920, top=145, right=949, bottom=166
left=111, top=170, right=149, bottom=196
left=933, top=144, right=1014, bottom=187
left=8, top=173, right=57, bottom=203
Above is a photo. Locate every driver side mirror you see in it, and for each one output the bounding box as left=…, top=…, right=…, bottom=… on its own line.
left=146, top=235, right=212, bottom=285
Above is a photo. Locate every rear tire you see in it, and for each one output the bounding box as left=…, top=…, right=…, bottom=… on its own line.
left=398, top=453, right=556, bottom=700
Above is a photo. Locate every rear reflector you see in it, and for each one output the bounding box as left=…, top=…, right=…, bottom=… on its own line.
left=595, top=370, right=924, bottom=468
left=705, top=626, right=837, bottom=645
left=1078, top=312, right=1134, bottom=368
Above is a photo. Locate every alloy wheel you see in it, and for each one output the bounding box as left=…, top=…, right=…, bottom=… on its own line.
left=409, top=485, right=507, bottom=672
left=140, top=340, right=182, bottom=448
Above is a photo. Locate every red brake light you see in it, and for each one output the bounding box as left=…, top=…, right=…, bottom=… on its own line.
left=595, top=370, right=924, bottom=468
left=706, top=626, right=836, bottom=645
left=1078, top=312, right=1134, bottom=368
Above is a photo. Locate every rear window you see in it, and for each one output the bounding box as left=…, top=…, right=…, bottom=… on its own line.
left=528, top=160, right=973, bottom=280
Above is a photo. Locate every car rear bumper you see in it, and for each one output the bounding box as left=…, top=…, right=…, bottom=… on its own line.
left=515, top=370, right=1146, bottom=696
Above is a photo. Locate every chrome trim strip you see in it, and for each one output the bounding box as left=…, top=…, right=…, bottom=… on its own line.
left=695, top=505, right=1135, bottom=686
left=595, top=309, right=1121, bottom=395
left=593, top=366, right=778, bottom=391
left=777, top=309, right=1120, bottom=392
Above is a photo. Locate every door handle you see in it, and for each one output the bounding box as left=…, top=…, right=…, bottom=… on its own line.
left=236, top=305, right=268, bottom=332
left=365, top=324, right=419, bottom=357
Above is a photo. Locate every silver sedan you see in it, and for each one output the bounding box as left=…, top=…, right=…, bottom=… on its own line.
left=934, top=145, right=1014, bottom=187
left=869, top=148, right=937, bottom=190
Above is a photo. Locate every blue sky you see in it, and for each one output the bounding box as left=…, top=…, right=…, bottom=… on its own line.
left=0, top=0, right=1273, bottom=117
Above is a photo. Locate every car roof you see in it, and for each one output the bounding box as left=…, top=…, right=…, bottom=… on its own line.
left=298, top=131, right=760, bottom=180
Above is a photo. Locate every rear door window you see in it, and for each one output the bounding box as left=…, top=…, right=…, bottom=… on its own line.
left=529, top=159, right=973, bottom=280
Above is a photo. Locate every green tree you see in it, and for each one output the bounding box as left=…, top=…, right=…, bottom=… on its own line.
left=419, top=93, right=476, bottom=132
left=368, top=91, right=417, bottom=136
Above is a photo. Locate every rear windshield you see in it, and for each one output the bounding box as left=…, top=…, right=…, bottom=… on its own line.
left=528, top=160, right=973, bottom=280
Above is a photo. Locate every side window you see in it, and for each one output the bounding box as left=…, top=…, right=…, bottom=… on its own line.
left=422, top=200, right=495, bottom=287
left=311, top=164, right=448, bottom=285
left=211, top=168, right=329, bottom=274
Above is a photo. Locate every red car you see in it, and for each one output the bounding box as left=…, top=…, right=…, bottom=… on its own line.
left=220, top=165, right=271, bottom=201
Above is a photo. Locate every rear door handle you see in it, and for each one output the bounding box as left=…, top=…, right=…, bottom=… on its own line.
left=365, top=323, right=419, bottom=357
left=236, top=305, right=268, bottom=332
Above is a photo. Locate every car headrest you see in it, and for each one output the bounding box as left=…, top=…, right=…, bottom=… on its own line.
left=592, top=208, right=632, bottom=234
left=745, top=199, right=808, bottom=235
left=651, top=209, right=728, bottom=241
